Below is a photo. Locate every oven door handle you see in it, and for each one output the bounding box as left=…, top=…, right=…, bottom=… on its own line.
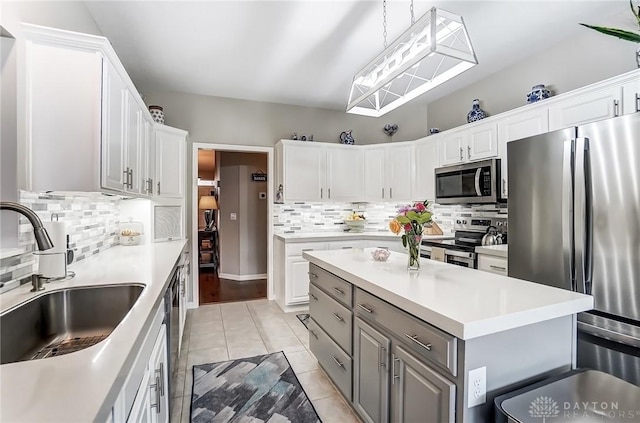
left=444, top=250, right=474, bottom=259
left=474, top=168, right=482, bottom=196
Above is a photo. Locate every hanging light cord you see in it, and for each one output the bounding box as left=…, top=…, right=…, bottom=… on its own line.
left=410, top=0, right=415, bottom=25
left=382, top=0, right=388, bottom=48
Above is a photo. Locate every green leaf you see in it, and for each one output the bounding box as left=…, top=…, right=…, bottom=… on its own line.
left=396, top=215, right=411, bottom=224
left=579, top=23, right=640, bottom=43
left=418, top=212, right=432, bottom=224
left=405, top=211, right=418, bottom=220
left=631, top=0, right=640, bottom=27
left=401, top=234, right=407, bottom=248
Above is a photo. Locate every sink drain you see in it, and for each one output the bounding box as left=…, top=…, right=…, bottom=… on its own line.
left=31, top=335, right=108, bottom=360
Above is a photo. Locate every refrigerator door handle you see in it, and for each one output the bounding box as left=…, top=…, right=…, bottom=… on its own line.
left=574, top=137, right=591, bottom=294
left=578, top=321, right=640, bottom=349
left=474, top=168, right=482, bottom=196
left=562, top=139, right=575, bottom=290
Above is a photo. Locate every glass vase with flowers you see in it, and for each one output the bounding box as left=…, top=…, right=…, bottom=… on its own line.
left=389, top=201, right=433, bottom=271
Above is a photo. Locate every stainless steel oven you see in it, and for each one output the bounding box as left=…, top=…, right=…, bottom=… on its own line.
left=435, top=159, right=502, bottom=204
left=420, top=246, right=476, bottom=268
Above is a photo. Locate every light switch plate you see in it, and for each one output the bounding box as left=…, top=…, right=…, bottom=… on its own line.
left=467, top=366, right=486, bottom=407
left=230, top=213, right=237, bottom=221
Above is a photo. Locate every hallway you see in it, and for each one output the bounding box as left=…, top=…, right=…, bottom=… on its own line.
left=198, top=269, right=267, bottom=304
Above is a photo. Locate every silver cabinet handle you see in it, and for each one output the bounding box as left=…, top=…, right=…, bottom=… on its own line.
left=467, top=145, right=471, bottom=159
left=379, top=346, right=386, bottom=373
left=614, top=99, right=620, bottom=117
left=150, top=376, right=161, bottom=414
left=309, top=292, right=318, bottom=301
left=309, top=330, right=318, bottom=339
left=404, top=333, right=432, bottom=351
left=502, top=178, right=506, bottom=196
left=489, top=265, right=506, bottom=271
left=332, top=286, right=344, bottom=295
left=392, top=354, right=400, bottom=384
left=157, top=363, right=165, bottom=396
left=459, top=147, right=463, bottom=161
left=328, top=188, right=331, bottom=199
left=636, top=93, right=640, bottom=112
left=331, top=355, right=345, bottom=369
left=157, top=181, right=161, bottom=195
left=123, top=168, right=129, bottom=188
left=320, top=188, right=323, bottom=199
left=302, top=248, right=314, bottom=251
left=128, top=168, right=134, bottom=188
left=357, top=303, right=373, bottom=313
left=389, top=187, right=392, bottom=198
left=308, top=272, right=318, bottom=278
left=382, top=188, right=384, bottom=199
left=332, top=312, right=344, bottom=323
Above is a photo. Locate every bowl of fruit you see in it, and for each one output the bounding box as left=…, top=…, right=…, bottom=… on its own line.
left=344, top=212, right=366, bottom=232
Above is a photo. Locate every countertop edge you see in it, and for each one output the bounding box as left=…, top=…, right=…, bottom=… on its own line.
left=475, top=245, right=508, bottom=258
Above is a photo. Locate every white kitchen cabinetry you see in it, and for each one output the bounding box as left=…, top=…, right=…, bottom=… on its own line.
left=363, top=144, right=414, bottom=202
left=275, top=141, right=363, bottom=202
left=365, top=239, right=405, bottom=254
left=548, top=85, right=622, bottom=131
left=438, top=123, right=497, bottom=166
left=127, top=366, right=152, bottom=423
left=148, top=325, right=169, bottom=423
left=124, top=91, right=143, bottom=194
left=477, top=254, right=508, bottom=276
left=155, top=125, right=187, bottom=198
left=622, top=79, right=640, bottom=115
left=413, top=137, right=438, bottom=202
left=496, top=107, right=549, bottom=198
left=328, top=240, right=366, bottom=250
left=140, top=117, right=156, bottom=196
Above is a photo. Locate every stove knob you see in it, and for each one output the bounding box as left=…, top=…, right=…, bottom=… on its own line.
left=456, top=220, right=461, bottom=224
left=497, top=222, right=503, bottom=227
left=462, top=220, right=467, bottom=224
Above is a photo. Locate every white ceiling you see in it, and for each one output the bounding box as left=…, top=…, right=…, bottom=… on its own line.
left=84, top=0, right=626, bottom=111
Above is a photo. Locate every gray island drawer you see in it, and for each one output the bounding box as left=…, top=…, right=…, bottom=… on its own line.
left=309, top=282, right=353, bottom=354
left=308, top=263, right=353, bottom=307
left=308, top=317, right=352, bottom=401
left=354, top=288, right=457, bottom=376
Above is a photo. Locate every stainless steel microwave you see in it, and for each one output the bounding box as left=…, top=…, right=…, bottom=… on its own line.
left=435, top=159, right=502, bottom=204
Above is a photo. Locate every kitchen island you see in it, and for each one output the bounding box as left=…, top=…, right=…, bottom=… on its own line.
left=303, top=248, right=593, bottom=422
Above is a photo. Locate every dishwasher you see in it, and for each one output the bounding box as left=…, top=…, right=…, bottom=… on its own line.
left=164, top=264, right=180, bottom=405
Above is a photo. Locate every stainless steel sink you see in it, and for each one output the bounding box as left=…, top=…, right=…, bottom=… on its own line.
left=0, top=284, right=144, bottom=364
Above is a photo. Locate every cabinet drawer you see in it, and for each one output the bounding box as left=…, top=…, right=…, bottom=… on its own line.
left=309, top=263, right=353, bottom=307
left=477, top=254, right=508, bottom=276
left=286, top=242, right=328, bottom=257
left=354, top=288, right=457, bottom=376
left=309, top=282, right=353, bottom=354
left=308, top=318, right=352, bottom=401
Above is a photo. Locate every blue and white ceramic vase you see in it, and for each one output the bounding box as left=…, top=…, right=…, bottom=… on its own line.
left=466, top=99, right=487, bottom=123
left=526, top=84, right=551, bottom=104
left=339, top=130, right=355, bottom=145
left=148, top=105, right=165, bottom=124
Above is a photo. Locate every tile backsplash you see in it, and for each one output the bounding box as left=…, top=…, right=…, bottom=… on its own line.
left=272, top=201, right=506, bottom=235
left=0, top=191, right=121, bottom=294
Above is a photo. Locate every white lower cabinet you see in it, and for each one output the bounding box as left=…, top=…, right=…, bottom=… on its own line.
left=127, top=366, right=152, bottom=423
left=365, top=240, right=404, bottom=254
left=328, top=240, right=366, bottom=250
left=477, top=253, right=508, bottom=276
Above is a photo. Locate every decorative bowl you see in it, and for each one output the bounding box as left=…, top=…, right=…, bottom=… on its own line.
left=343, top=219, right=365, bottom=232
left=371, top=248, right=391, bottom=262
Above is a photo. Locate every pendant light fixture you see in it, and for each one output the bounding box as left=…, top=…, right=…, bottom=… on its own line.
left=347, top=1, right=478, bottom=117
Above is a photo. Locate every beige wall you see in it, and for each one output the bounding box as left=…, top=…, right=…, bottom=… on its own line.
left=427, top=29, right=639, bottom=131
left=142, top=90, right=429, bottom=147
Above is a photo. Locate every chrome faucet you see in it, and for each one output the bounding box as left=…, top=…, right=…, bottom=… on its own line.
left=1, top=201, right=54, bottom=291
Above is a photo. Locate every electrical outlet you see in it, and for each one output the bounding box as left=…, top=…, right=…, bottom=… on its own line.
left=467, top=367, right=486, bottom=407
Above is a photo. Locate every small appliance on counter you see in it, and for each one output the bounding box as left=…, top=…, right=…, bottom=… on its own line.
left=119, top=219, right=144, bottom=246
left=420, top=215, right=507, bottom=268
left=37, top=215, right=75, bottom=281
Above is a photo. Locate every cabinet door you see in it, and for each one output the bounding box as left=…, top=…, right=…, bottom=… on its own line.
left=149, top=324, right=169, bottom=423
left=283, top=144, right=325, bottom=201
left=438, top=132, right=465, bottom=166
left=127, top=366, right=151, bottom=423
left=365, top=240, right=404, bottom=254
left=328, top=240, right=366, bottom=250
left=413, top=138, right=438, bottom=202
left=353, top=318, right=390, bottom=423
left=155, top=127, right=186, bottom=198
left=101, top=59, right=127, bottom=191
left=124, top=92, right=142, bottom=194
left=466, top=121, right=498, bottom=161
left=363, top=147, right=386, bottom=201
left=548, top=85, right=622, bottom=131
left=497, top=108, right=549, bottom=198
left=141, top=117, right=155, bottom=196
left=622, top=79, right=640, bottom=115
left=391, top=344, right=456, bottom=423
left=326, top=147, right=363, bottom=201
left=387, top=144, right=413, bottom=201
left=287, top=257, right=311, bottom=305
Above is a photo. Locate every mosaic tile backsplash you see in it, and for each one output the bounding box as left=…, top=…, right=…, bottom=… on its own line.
left=0, top=191, right=121, bottom=294
left=273, top=201, right=506, bottom=235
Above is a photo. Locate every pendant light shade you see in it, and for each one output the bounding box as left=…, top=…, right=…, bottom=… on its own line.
left=347, top=8, right=478, bottom=117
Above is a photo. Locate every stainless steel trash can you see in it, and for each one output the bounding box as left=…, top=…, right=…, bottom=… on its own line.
left=495, top=369, right=640, bottom=422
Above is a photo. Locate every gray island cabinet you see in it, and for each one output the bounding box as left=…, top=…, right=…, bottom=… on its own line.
left=303, top=249, right=593, bottom=423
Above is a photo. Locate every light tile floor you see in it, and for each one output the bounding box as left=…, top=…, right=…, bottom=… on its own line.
left=170, top=299, right=362, bottom=423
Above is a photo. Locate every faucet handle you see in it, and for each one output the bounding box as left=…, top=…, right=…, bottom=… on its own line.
left=30, top=274, right=48, bottom=292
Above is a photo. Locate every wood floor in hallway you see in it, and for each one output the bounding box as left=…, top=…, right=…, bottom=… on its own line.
left=198, top=269, right=267, bottom=304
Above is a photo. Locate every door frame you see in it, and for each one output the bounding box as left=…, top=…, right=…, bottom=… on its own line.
left=191, top=142, right=274, bottom=308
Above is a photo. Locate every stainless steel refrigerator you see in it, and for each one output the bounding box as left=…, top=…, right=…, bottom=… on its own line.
left=508, top=112, right=640, bottom=386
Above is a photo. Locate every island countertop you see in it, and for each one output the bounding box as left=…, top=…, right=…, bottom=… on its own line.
left=303, top=248, right=593, bottom=340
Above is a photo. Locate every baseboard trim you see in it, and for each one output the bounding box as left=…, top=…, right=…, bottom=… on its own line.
left=218, top=273, right=268, bottom=281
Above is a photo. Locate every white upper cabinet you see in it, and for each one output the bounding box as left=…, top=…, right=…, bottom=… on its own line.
left=100, top=58, right=128, bottom=192
left=548, top=85, right=622, bottom=131
left=465, top=121, right=498, bottom=161
left=141, top=117, right=156, bottom=196
left=23, top=26, right=103, bottom=192
left=363, top=147, right=386, bottom=201
left=497, top=107, right=549, bottom=198
left=276, top=141, right=363, bottom=202
left=124, top=91, right=143, bottom=194
left=413, top=137, right=438, bottom=202
left=438, top=131, right=466, bottom=166
left=155, top=125, right=187, bottom=198
left=363, top=144, right=413, bottom=202
left=622, top=79, right=640, bottom=115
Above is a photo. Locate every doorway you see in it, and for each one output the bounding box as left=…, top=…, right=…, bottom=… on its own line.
left=193, top=144, right=272, bottom=306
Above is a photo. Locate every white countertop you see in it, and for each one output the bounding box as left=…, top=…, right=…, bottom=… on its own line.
left=475, top=244, right=508, bottom=258
left=303, top=248, right=592, bottom=340
left=0, top=240, right=186, bottom=423
left=275, top=231, right=453, bottom=242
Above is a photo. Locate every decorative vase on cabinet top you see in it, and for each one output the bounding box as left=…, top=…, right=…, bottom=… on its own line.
left=466, top=99, right=487, bottom=123
left=339, top=130, right=355, bottom=145
left=526, top=84, right=551, bottom=104
left=149, top=105, right=165, bottom=124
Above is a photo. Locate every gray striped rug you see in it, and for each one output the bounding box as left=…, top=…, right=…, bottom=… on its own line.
left=190, top=351, right=321, bottom=423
